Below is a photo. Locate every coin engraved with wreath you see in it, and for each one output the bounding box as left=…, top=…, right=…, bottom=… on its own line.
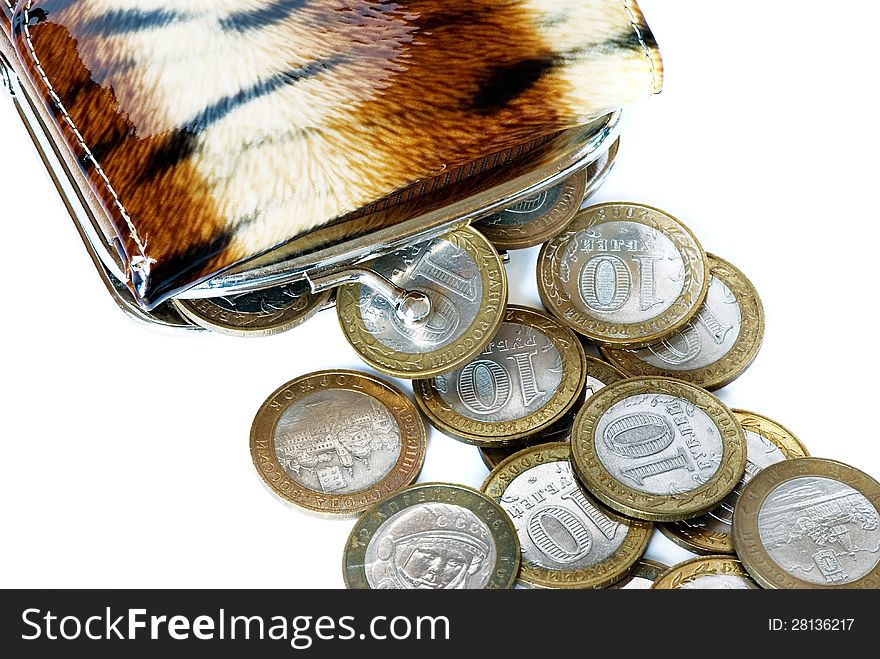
left=250, top=371, right=427, bottom=516
left=414, top=306, right=586, bottom=445
left=344, top=484, right=521, bottom=590
left=482, top=443, right=651, bottom=588
left=538, top=203, right=709, bottom=348
left=601, top=254, right=764, bottom=390
left=571, top=377, right=746, bottom=522
left=337, top=228, right=507, bottom=378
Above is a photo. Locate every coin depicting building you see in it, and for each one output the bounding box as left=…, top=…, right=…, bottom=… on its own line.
left=759, top=483, right=880, bottom=584
left=275, top=396, right=399, bottom=493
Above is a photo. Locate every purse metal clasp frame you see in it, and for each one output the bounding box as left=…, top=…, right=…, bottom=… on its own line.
left=1, top=50, right=621, bottom=331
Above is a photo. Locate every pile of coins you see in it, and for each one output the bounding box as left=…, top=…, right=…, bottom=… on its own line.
left=243, top=181, right=880, bottom=589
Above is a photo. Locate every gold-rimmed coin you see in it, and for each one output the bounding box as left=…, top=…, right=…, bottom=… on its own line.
left=652, top=556, right=760, bottom=589
left=173, top=281, right=333, bottom=337
left=611, top=559, right=669, bottom=589
left=734, top=458, right=880, bottom=589
left=343, top=483, right=520, bottom=589
left=475, top=169, right=588, bottom=250
left=601, top=254, right=764, bottom=390
left=250, top=370, right=427, bottom=517
left=571, top=376, right=746, bottom=522
left=661, top=410, right=808, bottom=555
left=538, top=202, right=709, bottom=348
left=481, top=442, right=652, bottom=589
left=475, top=138, right=621, bottom=251
left=414, top=306, right=586, bottom=447
left=478, top=356, right=627, bottom=468
left=336, top=227, right=507, bottom=379
left=478, top=430, right=571, bottom=471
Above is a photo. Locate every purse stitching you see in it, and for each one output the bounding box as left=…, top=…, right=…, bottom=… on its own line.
left=3, top=2, right=13, bottom=12
left=621, top=0, right=659, bottom=92
left=15, top=1, right=655, bottom=276
left=22, top=1, right=152, bottom=267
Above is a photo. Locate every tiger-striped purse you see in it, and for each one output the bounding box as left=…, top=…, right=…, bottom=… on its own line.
left=0, top=0, right=661, bottom=331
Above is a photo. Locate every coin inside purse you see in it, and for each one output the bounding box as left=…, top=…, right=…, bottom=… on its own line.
left=1, top=0, right=659, bottom=330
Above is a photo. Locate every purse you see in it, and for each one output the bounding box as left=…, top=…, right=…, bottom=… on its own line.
left=0, top=1, right=661, bottom=334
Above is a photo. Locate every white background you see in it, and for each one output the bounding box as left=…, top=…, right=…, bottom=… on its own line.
left=1, top=2, right=878, bottom=588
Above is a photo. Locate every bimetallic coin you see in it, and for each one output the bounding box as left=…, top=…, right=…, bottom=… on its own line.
left=250, top=370, right=427, bottom=517
left=475, top=138, right=621, bottom=251
left=343, top=483, right=520, bottom=589
left=476, top=169, right=588, bottom=250
left=601, top=254, right=764, bottom=390
left=571, top=377, right=747, bottom=522
left=414, top=306, right=586, bottom=447
left=652, top=556, right=759, bottom=589
left=479, top=429, right=571, bottom=472
left=734, top=458, right=880, bottom=589
left=662, top=410, right=808, bottom=554
left=336, top=227, right=507, bottom=379
left=611, top=559, right=670, bottom=589
left=538, top=202, right=709, bottom=348
left=173, top=281, right=332, bottom=337
left=478, top=356, right=627, bottom=469
left=481, top=443, right=652, bottom=589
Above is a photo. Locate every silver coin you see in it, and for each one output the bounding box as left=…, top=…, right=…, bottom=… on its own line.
left=174, top=280, right=331, bottom=336
left=274, top=389, right=402, bottom=496
left=600, top=254, right=764, bottom=390
left=357, top=238, right=484, bottom=354
left=433, top=322, right=564, bottom=423
left=559, top=221, right=686, bottom=325
left=678, top=429, right=786, bottom=536
left=677, top=574, right=759, bottom=590
left=482, top=442, right=651, bottom=588
left=481, top=182, right=568, bottom=227
left=364, top=502, right=498, bottom=589
left=477, top=355, right=625, bottom=469
left=594, top=394, right=724, bottom=496
left=416, top=306, right=586, bottom=446
left=757, top=477, right=880, bottom=586
left=214, top=285, right=308, bottom=315
left=539, top=204, right=709, bottom=348
left=500, top=461, right=628, bottom=571
left=635, top=273, right=740, bottom=370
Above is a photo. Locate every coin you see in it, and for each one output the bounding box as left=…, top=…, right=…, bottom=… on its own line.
left=475, top=169, right=588, bottom=250
left=600, top=254, right=764, bottom=390
left=481, top=442, right=652, bottom=589
left=478, top=356, right=627, bottom=468
left=538, top=202, right=709, bottom=348
left=413, top=305, right=585, bottom=447
left=479, top=430, right=570, bottom=472
left=336, top=227, right=507, bottom=379
left=173, top=281, right=333, bottom=337
left=734, top=458, right=880, bottom=589
left=250, top=370, right=427, bottom=517
left=571, top=376, right=747, bottom=522
left=343, top=482, right=520, bottom=589
left=475, top=139, right=622, bottom=251
left=610, top=559, right=669, bottom=589
left=652, top=556, right=760, bottom=589
left=661, top=409, right=808, bottom=554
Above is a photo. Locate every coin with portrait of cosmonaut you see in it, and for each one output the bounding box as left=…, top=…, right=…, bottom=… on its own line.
left=343, top=483, right=520, bottom=589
